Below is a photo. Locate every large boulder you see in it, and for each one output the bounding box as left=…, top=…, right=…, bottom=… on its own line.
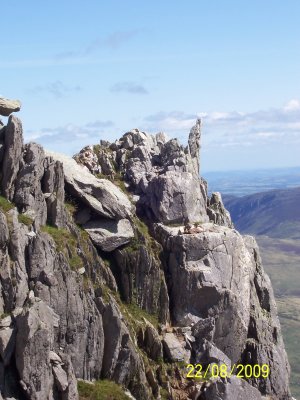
left=83, top=218, right=134, bottom=252
left=0, top=98, right=21, bottom=117
left=46, top=151, right=132, bottom=219
left=162, top=332, right=190, bottom=362
left=146, top=171, right=208, bottom=224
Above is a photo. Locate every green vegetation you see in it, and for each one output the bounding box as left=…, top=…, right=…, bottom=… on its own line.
left=255, top=236, right=300, bottom=397
left=0, top=195, right=33, bottom=226
left=41, top=225, right=84, bottom=270
left=0, top=312, right=10, bottom=319
left=78, top=380, right=131, bottom=400
left=18, top=213, right=33, bottom=226
left=0, top=195, right=14, bottom=213
left=277, top=298, right=300, bottom=399
left=124, top=302, right=158, bottom=328
left=65, top=200, right=78, bottom=216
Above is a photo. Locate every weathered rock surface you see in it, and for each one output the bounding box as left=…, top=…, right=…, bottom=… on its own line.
left=101, top=298, right=151, bottom=399
left=113, top=246, right=170, bottom=323
left=1, top=116, right=23, bottom=200
left=153, top=222, right=291, bottom=399
left=198, top=376, right=262, bottom=400
left=146, top=170, right=208, bottom=224
left=0, top=98, right=21, bottom=117
left=0, top=114, right=292, bottom=400
left=46, top=151, right=132, bottom=220
left=83, top=218, right=134, bottom=252
left=207, top=192, right=232, bottom=228
left=143, top=322, right=163, bottom=361
left=162, top=332, right=190, bottom=362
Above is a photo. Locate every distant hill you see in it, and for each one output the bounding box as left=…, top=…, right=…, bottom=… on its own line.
left=223, top=186, right=300, bottom=239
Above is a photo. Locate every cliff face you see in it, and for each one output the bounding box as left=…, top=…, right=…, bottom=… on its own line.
left=0, top=114, right=291, bottom=400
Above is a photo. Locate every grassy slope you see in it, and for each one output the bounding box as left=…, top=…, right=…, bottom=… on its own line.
left=254, top=236, right=300, bottom=398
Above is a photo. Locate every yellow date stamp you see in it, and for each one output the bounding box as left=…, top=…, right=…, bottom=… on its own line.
left=186, top=363, right=270, bottom=379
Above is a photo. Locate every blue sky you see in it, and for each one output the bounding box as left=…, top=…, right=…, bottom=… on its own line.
left=1, top=0, right=300, bottom=172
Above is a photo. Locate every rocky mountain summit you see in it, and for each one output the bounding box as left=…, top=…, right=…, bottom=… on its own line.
left=0, top=104, right=292, bottom=399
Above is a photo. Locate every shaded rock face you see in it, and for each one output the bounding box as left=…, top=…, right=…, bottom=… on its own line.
left=0, top=115, right=292, bottom=400
left=113, top=246, right=170, bottom=324
left=0, top=208, right=150, bottom=399
left=1, top=116, right=66, bottom=228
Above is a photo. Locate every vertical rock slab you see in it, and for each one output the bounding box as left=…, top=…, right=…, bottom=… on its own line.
left=42, top=157, right=66, bottom=228
left=13, top=142, right=47, bottom=228
left=101, top=298, right=151, bottom=400
left=188, top=118, right=201, bottom=176
left=1, top=116, right=23, bottom=200
left=15, top=299, right=78, bottom=400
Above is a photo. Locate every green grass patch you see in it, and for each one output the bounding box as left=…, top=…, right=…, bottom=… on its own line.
left=277, top=297, right=300, bottom=399
left=0, top=195, right=14, bottom=213
left=41, top=225, right=84, bottom=270
left=124, top=302, right=159, bottom=328
left=65, top=201, right=78, bottom=216
left=78, top=379, right=131, bottom=400
left=18, top=214, right=33, bottom=226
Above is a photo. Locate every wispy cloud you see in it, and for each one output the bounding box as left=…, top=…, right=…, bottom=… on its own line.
left=110, top=81, right=148, bottom=95
left=56, top=29, right=141, bottom=59
left=25, top=119, right=116, bottom=155
left=30, top=81, right=82, bottom=98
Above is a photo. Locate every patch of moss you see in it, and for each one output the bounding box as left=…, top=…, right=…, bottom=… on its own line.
left=41, top=225, right=83, bottom=270
left=124, top=302, right=159, bottom=328
left=65, top=201, right=78, bottom=216
left=0, top=312, right=10, bottom=319
left=78, top=379, right=131, bottom=400
left=18, top=214, right=33, bottom=226
left=126, top=237, right=142, bottom=253
left=0, top=195, right=14, bottom=213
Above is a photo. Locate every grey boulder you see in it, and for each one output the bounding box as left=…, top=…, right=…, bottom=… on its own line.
left=146, top=171, right=208, bottom=224
left=162, top=332, right=190, bottom=362
left=83, top=218, right=134, bottom=252
left=46, top=151, right=132, bottom=219
left=0, top=98, right=21, bottom=116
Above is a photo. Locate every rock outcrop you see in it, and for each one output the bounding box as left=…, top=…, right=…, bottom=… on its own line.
left=0, top=98, right=21, bottom=117
left=0, top=111, right=292, bottom=400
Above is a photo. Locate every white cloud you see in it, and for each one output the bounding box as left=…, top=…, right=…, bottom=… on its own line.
left=144, top=100, right=300, bottom=148
left=283, top=99, right=300, bottom=112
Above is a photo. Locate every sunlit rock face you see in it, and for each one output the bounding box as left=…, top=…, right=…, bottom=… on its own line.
left=0, top=113, right=291, bottom=400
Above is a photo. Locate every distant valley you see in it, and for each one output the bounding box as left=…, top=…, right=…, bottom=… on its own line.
left=223, top=186, right=300, bottom=239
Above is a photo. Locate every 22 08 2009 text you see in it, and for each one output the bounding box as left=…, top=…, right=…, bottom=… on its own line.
left=186, top=363, right=270, bottom=379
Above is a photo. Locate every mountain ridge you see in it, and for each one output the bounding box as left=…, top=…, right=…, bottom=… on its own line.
left=0, top=104, right=292, bottom=400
